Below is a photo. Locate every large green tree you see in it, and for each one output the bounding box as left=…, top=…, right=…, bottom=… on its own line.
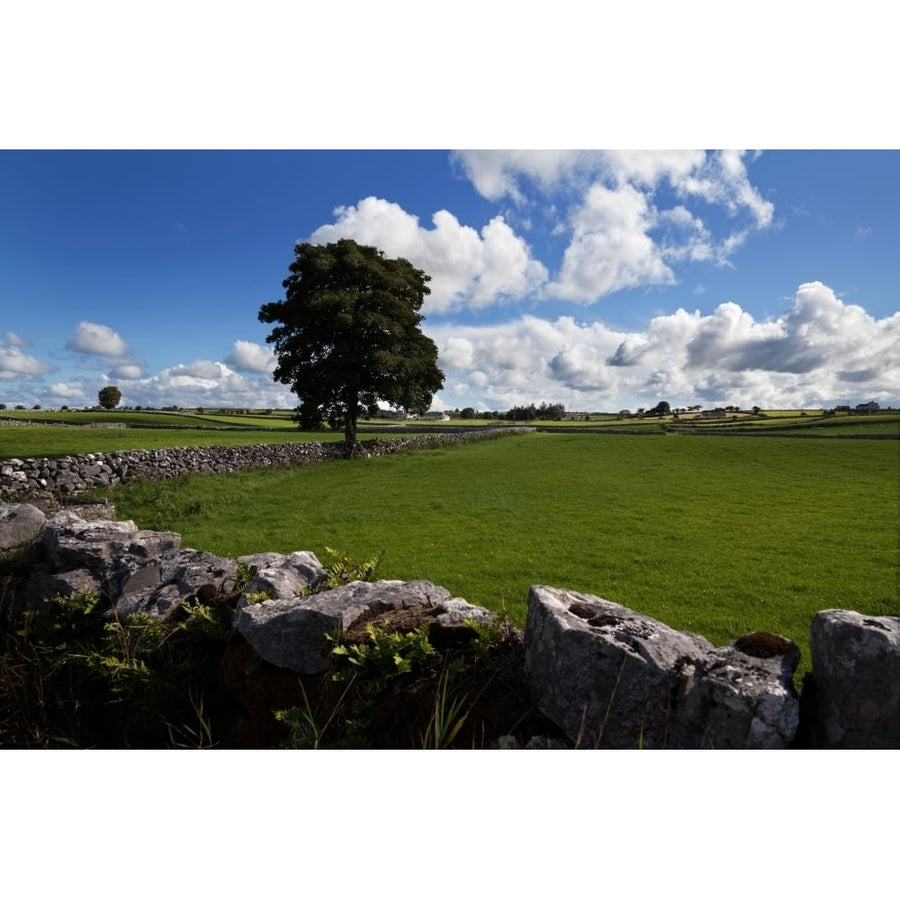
left=98, top=385, right=122, bottom=410
left=259, top=239, right=444, bottom=446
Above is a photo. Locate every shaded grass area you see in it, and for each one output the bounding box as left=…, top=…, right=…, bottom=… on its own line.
left=104, top=432, right=899, bottom=682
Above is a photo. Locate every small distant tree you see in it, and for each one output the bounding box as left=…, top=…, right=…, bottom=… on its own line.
left=98, top=386, right=122, bottom=410
left=32, top=404, right=41, bottom=410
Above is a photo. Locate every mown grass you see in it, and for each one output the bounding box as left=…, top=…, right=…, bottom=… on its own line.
left=102, top=432, right=899, bottom=683
left=187, top=414, right=298, bottom=429
left=0, top=426, right=354, bottom=460
left=1, top=409, right=217, bottom=427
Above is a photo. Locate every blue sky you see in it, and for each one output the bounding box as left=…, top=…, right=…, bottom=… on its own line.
left=1, top=5, right=897, bottom=416
left=1, top=149, right=897, bottom=413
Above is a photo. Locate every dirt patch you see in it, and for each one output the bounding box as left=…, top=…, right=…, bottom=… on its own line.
left=735, top=631, right=792, bottom=659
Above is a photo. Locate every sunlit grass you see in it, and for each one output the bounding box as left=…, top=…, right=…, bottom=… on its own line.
left=104, top=432, right=899, bottom=682
left=0, top=426, right=350, bottom=460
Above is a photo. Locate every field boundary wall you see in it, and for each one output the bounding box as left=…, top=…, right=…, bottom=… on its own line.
left=0, top=428, right=526, bottom=500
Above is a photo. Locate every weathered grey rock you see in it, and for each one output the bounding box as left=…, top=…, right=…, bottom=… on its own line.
left=234, top=579, right=455, bottom=674
left=42, top=513, right=180, bottom=569
left=433, top=597, right=494, bottom=629
left=524, top=586, right=800, bottom=749
left=165, top=549, right=240, bottom=596
left=120, top=565, right=163, bottom=595
left=809, top=610, right=900, bottom=748
left=525, top=585, right=716, bottom=748
left=237, top=552, right=290, bottom=571
left=670, top=637, right=800, bottom=749
left=35, top=511, right=182, bottom=605
left=0, top=503, right=45, bottom=555
left=240, top=551, right=325, bottom=599
left=113, top=549, right=240, bottom=619
left=115, top=583, right=185, bottom=619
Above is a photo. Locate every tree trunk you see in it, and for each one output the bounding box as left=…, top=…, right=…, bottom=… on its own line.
left=344, top=396, right=358, bottom=449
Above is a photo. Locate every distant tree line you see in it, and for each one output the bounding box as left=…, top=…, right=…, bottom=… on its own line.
left=443, top=402, right=567, bottom=421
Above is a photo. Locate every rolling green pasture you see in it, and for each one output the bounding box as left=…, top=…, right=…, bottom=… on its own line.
left=101, top=431, right=899, bottom=682
left=188, top=414, right=297, bottom=429
left=0, top=408, right=299, bottom=429
left=1, top=409, right=216, bottom=427
left=685, top=412, right=900, bottom=435
left=0, top=425, right=349, bottom=460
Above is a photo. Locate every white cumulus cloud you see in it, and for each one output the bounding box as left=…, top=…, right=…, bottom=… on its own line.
left=451, top=150, right=585, bottom=203
left=47, top=382, right=87, bottom=400
left=226, top=340, right=277, bottom=374
left=4, top=331, right=33, bottom=348
left=452, top=149, right=775, bottom=305
left=67, top=321, right=129, bottom=357
left=309, top=196, right=548, bottom=314
left=0, top=342, right=54, bottom=377
left=115, top=358, right=296, bottom=410
left=547, top=182, right=674, bottom=300
left=302, top=152, right=775, bottom=316
left=109, top=363, right=146, bottom=380
left=426, top=282, right=900, bottom=412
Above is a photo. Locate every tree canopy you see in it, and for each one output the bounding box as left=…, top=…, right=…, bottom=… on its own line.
left=98, top=385, right=122, bottom=410
left=259, top=239, right=444, bottom=446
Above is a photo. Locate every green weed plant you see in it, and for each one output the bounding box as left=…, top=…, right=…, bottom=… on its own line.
left=0, top=588, right=234, bottom=748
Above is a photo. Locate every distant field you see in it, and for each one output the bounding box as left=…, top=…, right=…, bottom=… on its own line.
left=100, top=431, right=899, bottom=684
left=683, top=411, right=900, bottom=433
left=1, top=409, right=218, bottom=428
left=188, top=414, right=297, bottom=429
left=0, top=424, right=350, bottom=460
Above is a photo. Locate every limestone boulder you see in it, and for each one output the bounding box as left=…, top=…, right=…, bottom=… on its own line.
left=809, top=610, right=900, bottom=748
left=524, top=586, right=801, bottom=749
left=234, top=579, right=460, bottom=674
left=525, top=585, right=715, bottom=748
left=433, top=597, right=494, bottom=629
left=41, top=511, right=180, bottom=570
left=33, top=510, right=181, bottom=607
left=0, top=502, right=45, bottom=556
left=113, top=549, right=241, bottom=619
left=670, top=634, right=800, bottom=749
left=238, top=550, right=326, bottom=599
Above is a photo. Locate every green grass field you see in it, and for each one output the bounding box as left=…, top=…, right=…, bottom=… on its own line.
left=0, top=424, right=355, bottom=460
left=1, top=409, right=220, bottom=427
left=96, top=431, right=899, bottom=683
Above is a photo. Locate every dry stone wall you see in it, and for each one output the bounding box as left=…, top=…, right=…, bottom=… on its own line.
left=0, top=429, right=523, bottom=500
left=2, top=501, right=896, bottom=749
